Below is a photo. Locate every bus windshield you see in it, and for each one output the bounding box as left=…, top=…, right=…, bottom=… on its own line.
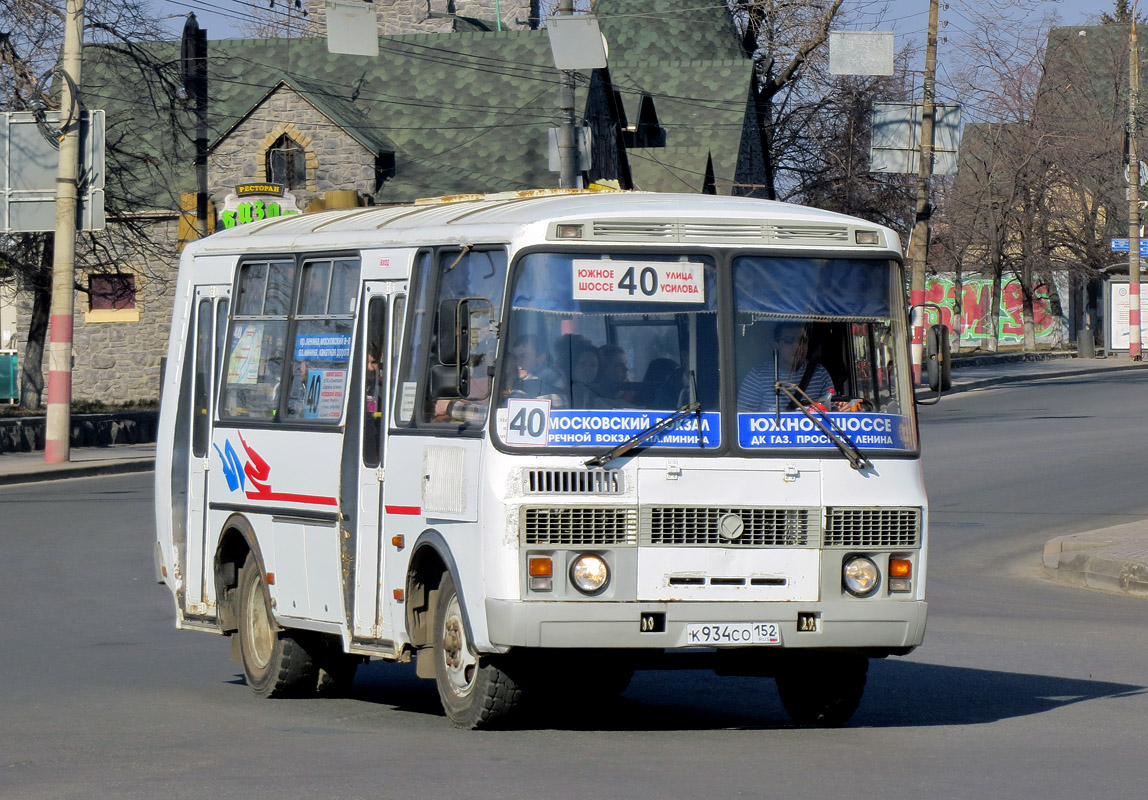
left=494, top=250, right=916, bottom=456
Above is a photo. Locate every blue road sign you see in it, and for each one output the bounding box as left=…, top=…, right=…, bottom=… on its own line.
left=1111, top=238, right=1148, bottom=256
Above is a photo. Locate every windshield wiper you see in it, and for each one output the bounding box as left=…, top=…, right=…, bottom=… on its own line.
left=775, top=382, right=873, bottom=471
left=585, top=371, right=703, bottom=468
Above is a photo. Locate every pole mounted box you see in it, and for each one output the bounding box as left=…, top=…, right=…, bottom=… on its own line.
left=0, top=110, right=106, bottom=233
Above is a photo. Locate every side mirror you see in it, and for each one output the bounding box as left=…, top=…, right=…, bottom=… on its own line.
left=437, top=299, right=469, bottom=366
left=926, top=323, right=952, bottom=392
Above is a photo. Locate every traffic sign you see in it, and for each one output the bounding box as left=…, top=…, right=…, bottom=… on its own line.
left=1110, top=238, right=1148, bottom=256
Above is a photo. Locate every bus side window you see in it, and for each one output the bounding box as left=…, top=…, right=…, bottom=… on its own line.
left=363, top=297, right=386, bottom=468
left=220, top=260, right=295, bottom=420
left=420, top=249, right=506, bottom=427
left=192, top=299, right=213, bottom=457
left=393, top=254, right=433, bottom=427
left=283, top=258, right=361, bottom=422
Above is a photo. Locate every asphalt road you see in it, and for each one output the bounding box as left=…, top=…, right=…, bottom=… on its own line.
left=2, top=372, right=1147, bottom=799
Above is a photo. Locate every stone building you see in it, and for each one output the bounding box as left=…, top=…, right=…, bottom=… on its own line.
left=306, top=0, right=541, bottom=35
left=9, top=0, right=762, bottom=405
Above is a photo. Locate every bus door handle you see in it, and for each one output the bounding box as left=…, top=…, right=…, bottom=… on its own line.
left=376, top=468, right=385, bottom=483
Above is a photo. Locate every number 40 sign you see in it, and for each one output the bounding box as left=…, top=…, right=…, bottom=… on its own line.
left=506, top=398, right=551, bottom=445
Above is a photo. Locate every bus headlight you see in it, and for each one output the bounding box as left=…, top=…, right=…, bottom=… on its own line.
left=570, top=554, right=610, bottom=595
left=842, top=556, right=880, bottom=597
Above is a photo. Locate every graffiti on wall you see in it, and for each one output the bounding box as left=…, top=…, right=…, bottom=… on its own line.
left=923, top=275, right=1068, bottom=345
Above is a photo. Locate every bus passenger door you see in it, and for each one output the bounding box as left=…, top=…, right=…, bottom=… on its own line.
left=186, top=285, right=230, bottom=615
left=352, top=284, right=401, bottom=639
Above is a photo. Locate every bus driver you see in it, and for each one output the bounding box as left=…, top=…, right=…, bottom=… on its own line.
left=738, top=321, right=848, bottom=412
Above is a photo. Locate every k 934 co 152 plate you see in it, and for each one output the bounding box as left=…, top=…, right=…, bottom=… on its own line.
left=685, top=622, right=781, bottom=645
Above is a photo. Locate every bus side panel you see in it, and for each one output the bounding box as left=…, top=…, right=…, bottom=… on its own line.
left=204, top=428, right=346, bottom=627
left=383, top=434, right=492, bottom=650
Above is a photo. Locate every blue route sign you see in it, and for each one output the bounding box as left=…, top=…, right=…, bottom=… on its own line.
left=1111, top=238, right=1148, bottom=256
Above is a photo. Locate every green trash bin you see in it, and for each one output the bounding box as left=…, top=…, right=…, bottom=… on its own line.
left=0, top=351, right=17, bottom=402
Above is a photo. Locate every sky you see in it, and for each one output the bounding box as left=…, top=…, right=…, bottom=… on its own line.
left=153, top=0, right=1120, bottom=41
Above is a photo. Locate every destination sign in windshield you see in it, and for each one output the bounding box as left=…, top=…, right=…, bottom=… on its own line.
left=572, top=260, right=705, bottom=303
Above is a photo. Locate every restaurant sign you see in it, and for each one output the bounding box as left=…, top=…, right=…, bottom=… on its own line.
left=219, top=183, right=301, bottom=228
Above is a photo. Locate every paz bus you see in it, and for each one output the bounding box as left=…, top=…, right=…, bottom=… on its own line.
left=154, top=190, right=930, bottom=728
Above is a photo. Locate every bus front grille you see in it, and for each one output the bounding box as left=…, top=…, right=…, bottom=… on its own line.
left=524, top=468, right=625, bottom=495
left=522, top=507, right=638, bottom=546
left=641, top=507, right=815, bottom=547
left=823, top=507, right=921, bottom=548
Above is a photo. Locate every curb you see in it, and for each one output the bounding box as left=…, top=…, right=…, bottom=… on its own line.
left=946, top=360, right=1148, bottom=395
left=1043, top=525, right=1148, bottom=597
left=0, top=458, right=155, bottom=487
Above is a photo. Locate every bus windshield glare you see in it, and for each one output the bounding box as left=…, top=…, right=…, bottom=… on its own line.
left=494, top=251, right=916, bottom=455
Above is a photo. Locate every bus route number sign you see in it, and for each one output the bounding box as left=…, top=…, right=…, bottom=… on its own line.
left=505, top=398, right=551, bottom=445
left=572, top=260, right=705, bottom=303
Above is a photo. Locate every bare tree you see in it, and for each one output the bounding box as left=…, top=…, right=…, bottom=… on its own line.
left=0, top=0, right=178, bottom=408
left=728, top=0, right=845, bottom=200
left=936, top=6, right=1114, bottom=351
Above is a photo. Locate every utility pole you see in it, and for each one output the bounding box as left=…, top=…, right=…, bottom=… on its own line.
left=1129, top=15, right=1142, bottom=360
left=44, top=0, right=85, bottom=464
left=182, top=14, right=209, bottom=239
left=907, top=0, right=940, bottom=384
left=557, top=0, right=579, bottom=189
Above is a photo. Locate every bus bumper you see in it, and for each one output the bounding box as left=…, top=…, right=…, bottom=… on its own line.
left=484, top=598, right=927, bottom=652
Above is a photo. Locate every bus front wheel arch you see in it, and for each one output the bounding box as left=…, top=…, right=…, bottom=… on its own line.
left=431, top=571, right=522, bottom=729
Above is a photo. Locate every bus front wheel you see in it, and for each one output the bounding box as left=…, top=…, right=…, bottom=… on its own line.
left=432, top=572, right=522, bottom=729
left=237, top=552, right=319, bottom=698
left=774, top=653, right=868, bottom=727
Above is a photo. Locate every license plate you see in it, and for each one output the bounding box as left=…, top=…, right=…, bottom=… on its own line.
left=685, top=622, right=781, bottom=645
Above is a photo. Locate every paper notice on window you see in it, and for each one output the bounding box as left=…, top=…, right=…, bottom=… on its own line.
left=227, top=323, right=264, bottom=385
left=572, top=260, right=705, bottom=303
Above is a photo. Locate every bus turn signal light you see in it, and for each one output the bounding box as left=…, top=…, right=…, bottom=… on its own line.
left=528, top=557, right=553, bottom=592
left=889, top=559, right=912, bottom=578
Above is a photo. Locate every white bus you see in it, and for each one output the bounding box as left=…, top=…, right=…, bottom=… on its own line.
left=154, top=190, right=930, bottom=729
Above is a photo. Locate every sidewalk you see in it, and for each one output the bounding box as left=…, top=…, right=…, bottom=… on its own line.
left=1, top=352, right=1146, bottom=597
left=0, top=443, right=155, bottom=486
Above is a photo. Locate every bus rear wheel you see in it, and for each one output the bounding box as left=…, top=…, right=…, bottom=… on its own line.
left=774, top=653, right=868, bottom=727
left=432, top=572, right=522, bottom=729
left=237, top=553, right=319, bottom=698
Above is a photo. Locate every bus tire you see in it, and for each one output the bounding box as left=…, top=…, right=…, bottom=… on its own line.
left=432, top=572, right=522, bottom=729
left=237, top=552, right=319, bottom=698
left=775, top=653, right=868, bottom=727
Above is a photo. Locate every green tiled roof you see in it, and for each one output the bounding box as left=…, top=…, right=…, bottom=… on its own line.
left=595, top=0, right=744, bottom=62
left=84, top=3, right=753, bottom=210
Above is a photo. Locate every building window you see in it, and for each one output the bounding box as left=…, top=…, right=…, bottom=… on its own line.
left=85, top=273, right=140, bottom=322
left=90, top=274, right=136, bottom=310
left=266, top=134, right=307, bottom=188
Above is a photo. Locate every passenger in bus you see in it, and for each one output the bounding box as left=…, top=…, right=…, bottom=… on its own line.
left=594, top=343, right=634, bottom=405
left=507, top=334, right=562, bottom=402
left=551, top=334, right=601, bottom=408
left=639, top=357, right=685, bottom=409
left=365, top=344, right=381, bottom=414
left=738, top=322, right=846, bottom=412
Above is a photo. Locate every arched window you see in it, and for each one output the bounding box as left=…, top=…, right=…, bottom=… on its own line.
left=266, top=134, right=307, bottom=188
